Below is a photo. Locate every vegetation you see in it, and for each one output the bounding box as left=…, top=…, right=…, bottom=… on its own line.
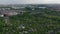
left=1, top=8, right=60, bottom=34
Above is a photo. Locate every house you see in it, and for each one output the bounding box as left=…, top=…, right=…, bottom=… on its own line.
left=0, top=7, right=11, bottom=10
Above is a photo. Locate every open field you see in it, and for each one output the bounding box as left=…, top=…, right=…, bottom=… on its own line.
left=1, top=8, right=60, bottom=34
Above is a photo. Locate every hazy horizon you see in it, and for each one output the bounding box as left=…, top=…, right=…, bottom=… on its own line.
left=0, top=0, right=60, bottom=4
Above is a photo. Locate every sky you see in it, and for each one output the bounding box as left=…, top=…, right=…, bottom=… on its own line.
left=0, top=0, right=60, bottom=4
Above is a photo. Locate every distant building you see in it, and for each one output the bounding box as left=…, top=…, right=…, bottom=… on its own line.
left=11, top=6, right=25, bottom=9
left=0, top=14, right=4, bottom=17
left=48, top=7, right=60, bottom=11
left=0, top=9, right=26, bottom=17
left=38, top=7, right=46, bottom=9
left=0, top=7, right=11, bottom=10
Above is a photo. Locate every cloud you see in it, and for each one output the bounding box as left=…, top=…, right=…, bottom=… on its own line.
left=0, top=0, right=60, bottom=4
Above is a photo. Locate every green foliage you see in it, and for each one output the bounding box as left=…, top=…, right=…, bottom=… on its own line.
left=1, top=8, right=60, bottom=34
